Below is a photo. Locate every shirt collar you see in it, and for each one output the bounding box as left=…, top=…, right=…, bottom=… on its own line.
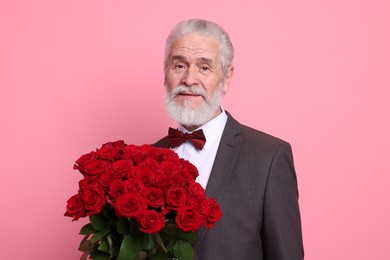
left=178, top=108, right=228, bottom=150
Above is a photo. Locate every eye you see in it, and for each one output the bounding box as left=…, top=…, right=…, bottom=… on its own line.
left=173, top=63, right=187, bottom=72
left=198, top=65, right=212, bottom=75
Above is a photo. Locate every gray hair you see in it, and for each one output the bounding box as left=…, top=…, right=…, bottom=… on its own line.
left=164, top=19, right=234, bottom=76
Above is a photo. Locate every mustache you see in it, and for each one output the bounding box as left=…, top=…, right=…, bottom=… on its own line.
left=170, top=86, right=206, bottom=98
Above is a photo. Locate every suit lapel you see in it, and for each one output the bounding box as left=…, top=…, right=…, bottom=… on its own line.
left=205, top=113, right=242, bottom=200
left=196, top=113, right=243, bottom=245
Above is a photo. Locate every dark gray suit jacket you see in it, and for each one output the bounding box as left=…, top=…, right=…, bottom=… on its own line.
left=154, top=112, right=304, bottom=259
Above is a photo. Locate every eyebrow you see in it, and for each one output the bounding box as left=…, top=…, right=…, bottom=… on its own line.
left=198, top=57, right=214, bottom=65
left=171, top=55, right=214, bottom=65
left=171, top=55, right=187, bottom=61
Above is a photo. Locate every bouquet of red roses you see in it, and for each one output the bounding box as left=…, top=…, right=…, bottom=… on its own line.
left=65, top=140, right=222, bottom=260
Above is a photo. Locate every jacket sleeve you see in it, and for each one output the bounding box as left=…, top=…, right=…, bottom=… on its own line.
left=261, top=142, right=304, bottom=259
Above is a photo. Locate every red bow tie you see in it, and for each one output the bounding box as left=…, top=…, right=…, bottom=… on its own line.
left=168, top=127, right=206, bottom=150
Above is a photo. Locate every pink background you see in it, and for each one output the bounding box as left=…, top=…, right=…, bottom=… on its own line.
left=1, top=0, right=389, bottom=259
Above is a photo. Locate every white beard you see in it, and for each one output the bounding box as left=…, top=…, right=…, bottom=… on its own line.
left=164, top=84, right=223, bottom=128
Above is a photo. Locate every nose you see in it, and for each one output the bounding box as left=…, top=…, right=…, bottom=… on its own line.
left=182, top=66, right=199, bottom=86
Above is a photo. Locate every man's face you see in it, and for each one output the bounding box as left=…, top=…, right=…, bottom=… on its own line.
left=164, top=33, right=232, bottom=128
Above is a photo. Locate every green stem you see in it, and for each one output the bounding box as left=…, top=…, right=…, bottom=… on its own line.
left=154, top=233, right=168, bottom=253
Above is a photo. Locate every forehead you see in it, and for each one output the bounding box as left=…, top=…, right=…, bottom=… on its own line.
left=169, top=33, right=221, bottom=62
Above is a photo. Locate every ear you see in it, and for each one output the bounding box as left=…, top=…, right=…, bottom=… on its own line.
left=222, top=66, right=234, bottom=94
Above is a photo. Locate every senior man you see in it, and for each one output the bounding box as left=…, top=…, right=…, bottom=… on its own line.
left=155, top=19, right=304, bottom=259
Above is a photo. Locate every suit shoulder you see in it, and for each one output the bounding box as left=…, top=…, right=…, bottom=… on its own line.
left=240, top=124, right=289, bottom=144
left=225, top=112, right=292, bottom=151
left=152, top=136, right=169, bottom=148
left=239, top=124, right=292, bottom=151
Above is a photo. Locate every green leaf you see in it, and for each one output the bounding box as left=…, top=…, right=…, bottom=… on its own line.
left=117, top=234, right=140, bottom=260
left=78, top=235, right=92, bottom=252
left=90, top=249, right=110, bottom=260
left=91, top=230, right=110, bottom=244
left=80, top=223, right=98, bottom=235
left=139, top=233, right=156, bottom=250
left=106, top=233, right=114, bottom=255
left=116, top=217, right=130, bottom=235
left=80, top=251, right=89, bottom=260
left=165, top=237, right=176, bottom=252
left=90, top=213, right=108, bottom=231
left=109, top=232, right=122, bottom=258
left=98, top=237, right=109, bottom=253
left=172, top=240, right=194, bottom=260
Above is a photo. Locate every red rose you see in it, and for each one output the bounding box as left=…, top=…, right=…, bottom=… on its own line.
left=79, top=177, right=98, bottom=190
left=123, top=178, right=145, bottom=193
left=82, top=160, right=111, bottom=177
left=74, top=151, right=96, bottom=165
left=168, top=173, right=191, bottom=187
left=109, top=179, right=127, bottom=199
left=155, top=174, right=172, bottom=191
left=160, top=161, right=180, bottom=176
left=64, top=194, right=86, bottom=221
left=159, top=148, right=180, bottom=162
left=112, top=159, right=133, bottom=174
left=121, top=145, right=143, bottom=164
left=180, top=159, right=199, bottom=179
left=165, top=186, right=187, bottom=211
left=102, top=140, right=126, bottom=150
left=185, top=182, right=206, bottom=197
left=115, top=193, right=147, bottom=218
left=141, top=187, right=164, bottom=208
left=99, top=169, right=120, bottom=187
left=82, top=184, right=106, bottom=215
left=112, top=140, right=126, bottom=150
left=177, top=169, right=195, bottom=184
left=73, top=152, right=96, bottom=172
left=137, top=210, right=165, bottom=234
left=175, top=207, right=203, bottom=232
left=139, top=158, right=160, bottom=173
left=187, top=193, right=209, bottom=216
left=139, top=145, right=162, bottom=162
left=130, top=167, right=155, bottom=187
left=95, top=146, right=118, bottom=161
left=204, top=198, right=223, bottom=229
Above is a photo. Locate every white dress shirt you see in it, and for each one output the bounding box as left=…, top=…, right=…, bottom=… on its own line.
left=172, top=110, right=228, bottom=189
